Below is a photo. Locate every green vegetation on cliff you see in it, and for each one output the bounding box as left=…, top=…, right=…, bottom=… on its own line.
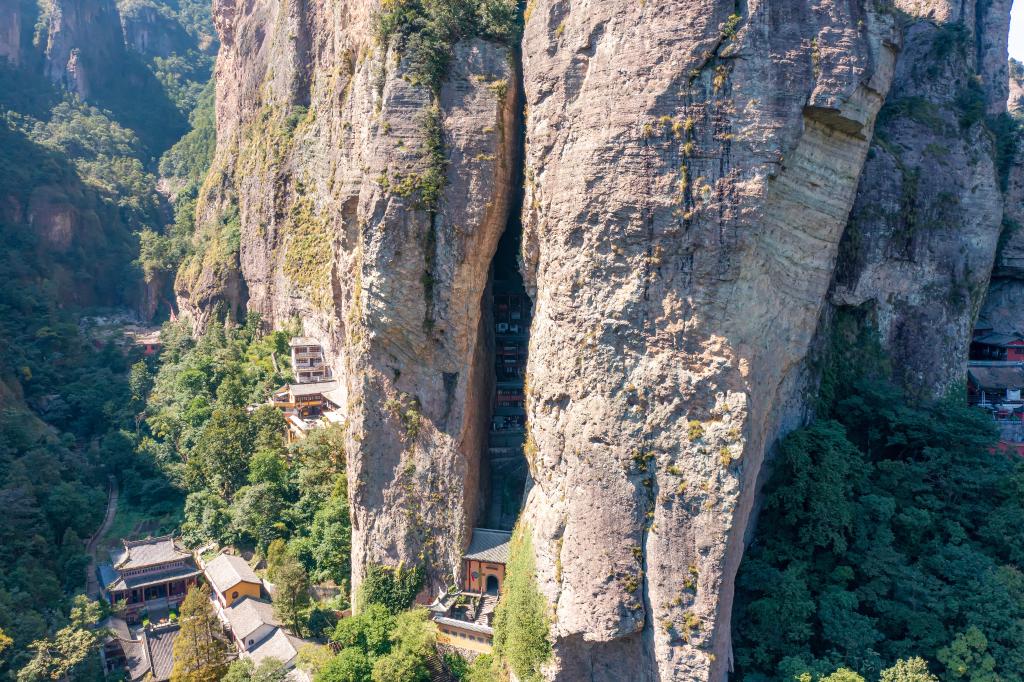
left=492, top=524, right=551, bottom=682
left=143, top=315, right=352, bottom=595
left=375, top=0, right=522, bottom=93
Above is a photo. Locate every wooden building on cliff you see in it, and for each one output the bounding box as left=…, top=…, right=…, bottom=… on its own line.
left=430, top=528, right=512, bottom=656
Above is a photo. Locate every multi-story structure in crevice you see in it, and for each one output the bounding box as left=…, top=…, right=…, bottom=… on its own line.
left=289, top=337, right=332, bottom=384
left=485, top=278, right=531, bottom=530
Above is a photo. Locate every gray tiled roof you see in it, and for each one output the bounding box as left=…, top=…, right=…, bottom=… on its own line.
left=464, top=528, right=512, bottom=564
left=968, top=364, right=1024, bottom=390
left=145, top=625, right=180, bottom=681
left=110, top=536, right=191, bottom=570
left=122, top=637, right=149, bottom=681
left=107, top=564, right=202, bottom=592
left=287, top=380, right=339, bottom=397
left=247, top=628, right=304, bottom=666
left=975, top=332, right=1024, bottom=347
left=205, top=553, right=260, bottom=595
left=116, top=624, right=180, bottom=682
left=224, top=597, right=279, bottom=641
left=433, top=615, right=494, bottom=636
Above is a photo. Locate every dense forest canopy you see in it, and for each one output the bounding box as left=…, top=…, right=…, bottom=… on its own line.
left=732, top=316, right=1024, bottom=681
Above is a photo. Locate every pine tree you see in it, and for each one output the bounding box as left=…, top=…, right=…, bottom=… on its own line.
left=171, top=584, right=229, bottom=682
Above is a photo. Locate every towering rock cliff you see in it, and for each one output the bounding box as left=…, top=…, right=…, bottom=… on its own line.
left=39, top=0, right=130, bottom=99
left=178, top=0, right=521, bottom=595
left=830, top=0, right=1014, bottom=396
left=178, top=0, right=1017, bottom=679
left=517, top=2, right=897, bottom=678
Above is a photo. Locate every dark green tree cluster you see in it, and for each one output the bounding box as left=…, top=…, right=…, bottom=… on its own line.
left=318, top=605, right=437, bottom=682
left=733, top=322, right=1024, bottom=680
left=357, top=564, right=426, bottom=615
left=142, top=315, right=352, bottom=589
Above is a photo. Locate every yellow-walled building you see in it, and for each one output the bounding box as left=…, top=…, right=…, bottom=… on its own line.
left=204, top=553, right=263, bottom=608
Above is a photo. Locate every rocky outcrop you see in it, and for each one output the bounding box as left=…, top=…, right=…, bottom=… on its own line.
left=119, top=1, right=194, bottom=59
left=979, top=62, right=1024, bottom=336
left=0, top=0, right=24, bottom=66
left=179, top=0, right=520, bottom=595
left=516, top=2, right=897, bottom=679
left=41, top=0, right=127, bottom=98
left=179, top=0, right=1019, bottom=679
left=832, top=0, right=1014, bottom=395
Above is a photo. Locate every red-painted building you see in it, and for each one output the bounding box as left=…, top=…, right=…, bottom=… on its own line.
left=971, top=332, right=1024, bottom=362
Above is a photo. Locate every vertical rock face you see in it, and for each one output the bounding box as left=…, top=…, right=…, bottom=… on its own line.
left=180, top=0, right=519, bottom=593
left=0, top=0, right=23, bottom=66
left=41, top=0, right=127, bottom=98
left=830, top=0, right=1012, bottom=396
left=517, top=1, right=895, bottom=678
left=119, top=3, right=195, bottom=59
left=181, top=0, right=1018, bottom=679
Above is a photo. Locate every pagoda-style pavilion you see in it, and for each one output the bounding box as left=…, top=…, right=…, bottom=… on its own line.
left=97, top=536, right=201, bottom=623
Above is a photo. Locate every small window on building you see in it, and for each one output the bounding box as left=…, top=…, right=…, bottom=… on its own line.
left=249, top=639, right=254, bottom=645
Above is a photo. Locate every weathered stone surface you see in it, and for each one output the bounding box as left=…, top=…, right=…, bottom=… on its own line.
left=177, top=0, right=1022, bottom=679
left=516, top=0, right=895, bottom=678
left=0, top=0, right=22, bottom=66
left=41, top=0, right=126, bottom=98
left=832, top=1, right=1011, bottom=395
left=180, top=0, right=520, bottom=595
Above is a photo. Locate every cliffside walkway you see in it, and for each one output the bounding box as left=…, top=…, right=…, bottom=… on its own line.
left=85, top=475, right=119, bottom=599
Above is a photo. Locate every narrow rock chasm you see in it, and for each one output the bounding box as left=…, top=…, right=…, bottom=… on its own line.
left=480, top=66, right=531, bottom=531
left=482, top=217, right=532, bottom=530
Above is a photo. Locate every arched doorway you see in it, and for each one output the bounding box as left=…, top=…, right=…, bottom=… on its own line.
left=486, top=574, right=500, bottom=595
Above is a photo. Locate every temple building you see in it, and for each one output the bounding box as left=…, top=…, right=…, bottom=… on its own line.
left=289, top=337, right=332, bottom=384
left=204, top=552, right=264, bottom=609
left=100, top=617, right=179, bottom=682
left=430, top=528, right=512, bottom=655
left=97, top=536, right=201, bottom=624
left=970, top=331, right=1024, bottom=362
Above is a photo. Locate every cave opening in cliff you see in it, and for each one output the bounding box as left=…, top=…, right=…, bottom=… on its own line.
left=481, top=108, right=531, bottom=531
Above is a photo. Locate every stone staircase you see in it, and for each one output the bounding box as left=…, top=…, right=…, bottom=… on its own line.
left=425, top=651, right=449, bottom=682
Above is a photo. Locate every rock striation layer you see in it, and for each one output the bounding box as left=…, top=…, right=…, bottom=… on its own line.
left=516, top=1, right=896, bottom=678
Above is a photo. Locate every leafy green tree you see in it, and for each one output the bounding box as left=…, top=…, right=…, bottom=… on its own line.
left=171, top=584, right=228, bottom=682
left=249, top=449, right=288, bottom=488
left=880, top=658, right=939, bottom=682
left=358, top=564, right=425, bottom=615
left=464, top=654, right=497, bottom=682
left=370, top=609, right=436, bottom=682
left=230, top=482, right=288, bottom=549
left=316, top=648, right=373, bottom=682
left=16, top=596, right=105, bottom=682
left=222, top=657, right=289, bottom=682
left=820, top=670, right=865, bottom=682
left=331, top=604, right=395, bottom=659
left=938, top=628, right=998, bottom=682
left=272, top=554, right=311, bottom=635
left=733, top=337, right=1021, bottom=678
left=181, top=489, right=232, bottom=546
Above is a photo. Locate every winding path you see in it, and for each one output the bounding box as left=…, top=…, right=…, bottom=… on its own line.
left=85, top=475, right=119, bottom=599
